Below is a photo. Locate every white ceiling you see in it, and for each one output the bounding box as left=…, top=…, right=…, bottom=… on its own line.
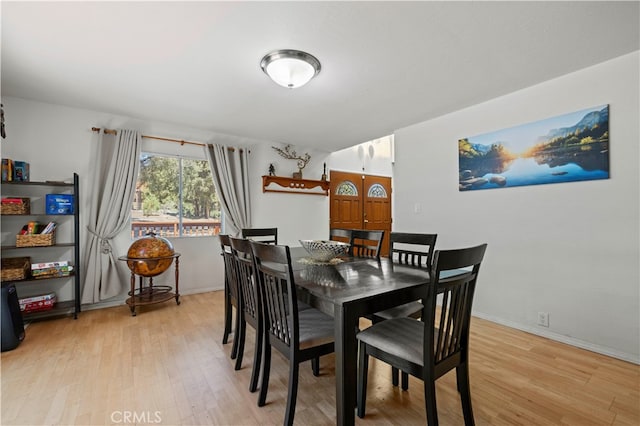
left=2, top=1, right=638, bottom=151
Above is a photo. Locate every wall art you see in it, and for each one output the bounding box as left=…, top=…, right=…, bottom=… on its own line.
left=459, top=104, right=609, bottom=191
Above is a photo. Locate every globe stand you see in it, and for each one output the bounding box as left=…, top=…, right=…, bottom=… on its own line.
left=118, top=253, right=181, bottom=316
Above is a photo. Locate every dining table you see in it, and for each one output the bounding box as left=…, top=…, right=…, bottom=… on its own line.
left=289, top=247, right=431, bottom=426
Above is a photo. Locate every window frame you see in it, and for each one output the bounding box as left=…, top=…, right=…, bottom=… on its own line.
left=132, top=150, right=223, bottom=239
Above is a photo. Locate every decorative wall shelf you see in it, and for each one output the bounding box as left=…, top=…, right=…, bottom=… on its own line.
left=262, top=175, right=330, bottom=196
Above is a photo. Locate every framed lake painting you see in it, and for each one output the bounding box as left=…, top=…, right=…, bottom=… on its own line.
left=458, top=104, right=609, bottom=191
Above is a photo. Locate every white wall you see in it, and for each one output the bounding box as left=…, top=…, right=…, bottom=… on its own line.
left=0, top=96, right=392, bottom=310
left=330, top=135, right=394, bottom=177
left=0, top=97, right=249, bottom=308
left=248, top=136, right=394, bottom=245
left=249, top=144, right=331, bottom=245
left=393, top=51, right=640, bottom=362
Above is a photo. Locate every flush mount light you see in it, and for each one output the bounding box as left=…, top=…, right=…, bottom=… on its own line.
left=260, top=49, right=321, bottom=89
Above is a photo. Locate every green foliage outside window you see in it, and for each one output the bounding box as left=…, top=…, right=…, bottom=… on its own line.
left=133, top=154, right=221, bottom=237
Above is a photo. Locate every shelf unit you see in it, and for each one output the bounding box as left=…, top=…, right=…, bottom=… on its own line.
left=262, top=175, right=330, bottom=196
left=1, top=174, right=80, bottom=320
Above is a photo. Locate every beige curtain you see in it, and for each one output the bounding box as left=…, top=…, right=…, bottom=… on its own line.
left=205, top=143, right=250, bottom=235
left=81, top=129, right=141, bottom=303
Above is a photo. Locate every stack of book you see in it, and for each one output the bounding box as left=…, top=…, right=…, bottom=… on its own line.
left=19, top=292, right=56, bottom=313
left=31, top=261, right=73, bottom=278
left=39, top=221, right=57, bottom=234
left=1, top=159, right=30, bottom=182
left=16, top=221, right=56, bottom=235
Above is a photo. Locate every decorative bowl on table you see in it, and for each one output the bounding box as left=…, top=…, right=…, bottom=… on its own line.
left=299, top=240, right=350, bottom=262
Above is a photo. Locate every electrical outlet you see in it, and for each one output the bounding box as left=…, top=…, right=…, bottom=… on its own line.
left=537, top=311, right=549, bottom=327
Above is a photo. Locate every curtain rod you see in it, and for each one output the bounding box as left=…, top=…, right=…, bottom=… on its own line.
left=91, top=127, right=205, bottom=147
left=91, top=127, right=249, bottom=153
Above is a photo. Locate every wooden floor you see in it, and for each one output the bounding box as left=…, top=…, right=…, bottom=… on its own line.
left=1, top=290, right=638, bottom=425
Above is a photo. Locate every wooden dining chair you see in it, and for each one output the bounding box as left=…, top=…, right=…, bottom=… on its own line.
left=357, top=244, right=488, bottom=425
left=219, top=235, right=241, bottom=359
left=372, top=232, right=438, bottom=389
left=250, top=241, right=335, bottom=426
left=242, top=227, right=278, bottom=244
left=329, top=228, right=352, bottom=244
left=229, top=237, right=262, bottom=392
left=387, top=232, right=438, bottom=269
left=349, top=229, right=384, bottom=258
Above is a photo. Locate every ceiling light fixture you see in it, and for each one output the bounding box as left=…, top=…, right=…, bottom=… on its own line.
left=260, top=49, right=321, bottom=89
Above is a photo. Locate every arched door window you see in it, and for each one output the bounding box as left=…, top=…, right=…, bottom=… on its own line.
left=367, top=183, right=388, bottom=198
left=335, top=180, right=358, bottom=196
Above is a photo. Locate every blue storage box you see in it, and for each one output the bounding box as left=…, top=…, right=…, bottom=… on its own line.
left=46, top=194, right=74, bottom=215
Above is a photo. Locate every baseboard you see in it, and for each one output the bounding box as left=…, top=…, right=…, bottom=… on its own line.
left=82, top=299, right=124, bottom=311
left=473, top=311, right=640, bottom=365
left=80, top=286, right=222, bottom=312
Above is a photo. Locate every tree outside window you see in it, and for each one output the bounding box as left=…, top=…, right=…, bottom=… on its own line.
left=131, top=153, right=221, bottom=238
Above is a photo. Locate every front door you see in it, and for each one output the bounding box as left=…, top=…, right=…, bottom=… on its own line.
left=329, top=171, right=392, bottom=256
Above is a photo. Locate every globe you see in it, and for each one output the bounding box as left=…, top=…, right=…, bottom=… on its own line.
left=126, top=233, right=175, bottom=277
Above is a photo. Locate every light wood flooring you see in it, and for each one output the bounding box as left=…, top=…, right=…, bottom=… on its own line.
left=1, top=290, right=638, bottom=425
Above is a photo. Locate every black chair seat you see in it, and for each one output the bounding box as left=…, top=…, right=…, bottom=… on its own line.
left=358, top=318, right=424, bottom=365
left=358, top=317, right=434, bottom=366
left=373, top=301, right=423, bottom=321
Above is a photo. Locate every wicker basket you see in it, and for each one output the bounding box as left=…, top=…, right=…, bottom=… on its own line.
left=0, top=197, right=30, bottom=215
left=16, top=232, right=55, bottom=247
left=1, top=257, right=31, bottom=281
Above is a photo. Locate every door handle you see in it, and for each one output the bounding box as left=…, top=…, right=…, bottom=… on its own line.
left=364, top=219, right=369, bottom=223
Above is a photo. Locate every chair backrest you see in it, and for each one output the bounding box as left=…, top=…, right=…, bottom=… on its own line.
left=350, top=229, right=384, bottom=258
left=389, top=232, right=438, bottom=268
left=423, top=244, right=487, bottom=379
left=329, top=228, right=352, bottom=244
left=242, top=228, right=278, bottom=244
left=219, top=234, right=239, bottom=302
left=229, top=237, right=260, bottom=325
left=250, top=241, right=299, bottom=356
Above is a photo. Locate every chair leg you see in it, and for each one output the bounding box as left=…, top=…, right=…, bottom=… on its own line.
left=456, top=363, right=475, bottom=426
left=357, top=341, right=369, bottom=418
left=234, top=316, right=246, bottom=370
left=222, top=290, right=232, bottom=344
left=284, top=362, right=300, bottom=426
left=249, top=325, right=262, bottom=393
left=258, top=343, right=271, bottom=407
left=311, top=357, right=320, bottom=376
left=401, top=371, right=409, bottom=390
left=230, top=307, right=241, bottom=360
left=424, top=377, right=438, bottom=425
left=391, top=367, right=411, bottom=390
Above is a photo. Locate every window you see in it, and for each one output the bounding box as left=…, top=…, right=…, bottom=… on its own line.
left=131, top=153, right=222, bottom=238
left=367, top=183, right=388, bottom=198
left=335, top=180, right=358, bottom=196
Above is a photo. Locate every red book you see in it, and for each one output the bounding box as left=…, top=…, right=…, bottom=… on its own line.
left=1, top=198, right=24, bottom=204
